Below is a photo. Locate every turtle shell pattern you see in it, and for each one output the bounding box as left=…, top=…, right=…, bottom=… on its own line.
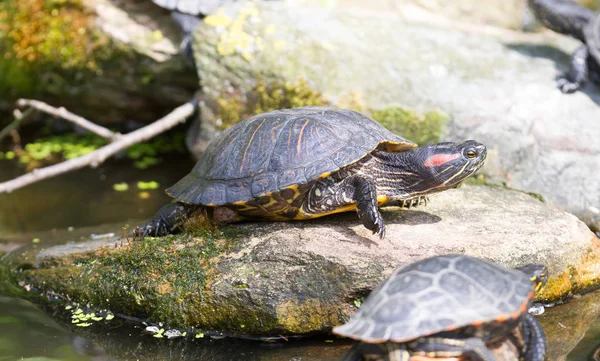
left=166, top=107, right=416, bottom=214
left=333, top=254, right=534, bottom=344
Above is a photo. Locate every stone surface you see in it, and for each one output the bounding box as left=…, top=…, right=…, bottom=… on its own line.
left=191, top=0, right=600, bottom=229
left=6, top=185, right=597, bottom=336
left=540, top=290, right=600, bottom=361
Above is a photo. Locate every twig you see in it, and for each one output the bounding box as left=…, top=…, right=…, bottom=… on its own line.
left=0, top=108, right=34, bottom=143
left=0, top=94, right=199, bottom=194
left=16, top=99, right=119, bottom=141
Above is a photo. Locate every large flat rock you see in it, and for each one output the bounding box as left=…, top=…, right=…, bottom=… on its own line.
left=8, top=185, right=597, bottom=336
left=191, top=0, right=600, bottom=227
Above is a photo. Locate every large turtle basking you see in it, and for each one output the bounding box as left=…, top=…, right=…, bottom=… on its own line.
left=333, top=254, right=548, bottom=361
left=529, top=0, right=600, bottom=93
left=136, top=107, right=487, bottom=238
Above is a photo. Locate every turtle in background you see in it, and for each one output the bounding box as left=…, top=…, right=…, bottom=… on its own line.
left=333, top=254, right=548, bottom=361
left=528, top=0, right=600, bottom=93
left=135, top=106, right=486, bottom=239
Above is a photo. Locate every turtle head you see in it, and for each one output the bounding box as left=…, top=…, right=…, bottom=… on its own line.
left=406, top=140, right=487, bottom=192
left=516, top=264, right=549, bottom=292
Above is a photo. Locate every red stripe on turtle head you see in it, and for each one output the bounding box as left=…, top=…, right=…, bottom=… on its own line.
left=424, top=153, right=460, bottom=167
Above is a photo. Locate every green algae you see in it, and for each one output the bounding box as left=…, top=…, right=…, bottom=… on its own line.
left=370, top=106, right=448, bottom=145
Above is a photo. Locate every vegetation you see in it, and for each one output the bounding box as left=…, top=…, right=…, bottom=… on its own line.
left=370, top=107, right=448, bottom=145
left=216, top=78, right=329, bottom=130
left=0, top=132, right=186, bottom=170
left=0, top=0, right=113, bottom=119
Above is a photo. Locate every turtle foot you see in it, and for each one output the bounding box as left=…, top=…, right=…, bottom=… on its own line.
left=133, top=202, right=194, bottom=239
left=134, top=218, right=171, bottom=239
left=557, top=76, right=582, bottom=93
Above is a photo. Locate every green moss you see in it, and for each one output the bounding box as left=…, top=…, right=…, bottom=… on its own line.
left=216, top=77, right=329, bottom=130
left=370, top=107, right=448, bottom=145
left=276, top=299, right=342, bottom=333
left=537, top=247, right=600, bottom=303
left=19, top=229, right=242, bottom=327
left=0, top=0, right=113, bottom=102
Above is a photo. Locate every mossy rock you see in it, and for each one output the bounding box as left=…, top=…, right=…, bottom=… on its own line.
left=4, top=185, right=598, bottom=337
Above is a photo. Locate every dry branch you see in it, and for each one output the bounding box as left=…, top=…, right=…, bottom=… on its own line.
left=0, top=94, right=199, bottom=194
left=16, top=99, right=119, bottom=140
left=0, top=108, right=34, bottom=143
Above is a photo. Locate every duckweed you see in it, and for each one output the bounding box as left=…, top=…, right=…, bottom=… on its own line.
left=2, top=131, right=186, bottom=169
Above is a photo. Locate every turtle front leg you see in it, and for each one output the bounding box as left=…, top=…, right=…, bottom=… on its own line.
left=557, top=45, right=589, bottom=93
left=521, top=313, right=547, bottom=361
left=135, top=201, right=198, bottom=238
left=411, top=337, right=497, bottom=361
left=348, top=175, right=386, bottom=238
left=304, top=174, right=385, bottom=238
left=339, top=343, right=364, bottom=361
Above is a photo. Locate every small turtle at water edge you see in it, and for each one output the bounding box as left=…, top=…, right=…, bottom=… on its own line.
left=135, top=106, right=487, bottom=239
left=528, top=0, right=600, bottom=93
left=333, top=254, right=548, bottom=361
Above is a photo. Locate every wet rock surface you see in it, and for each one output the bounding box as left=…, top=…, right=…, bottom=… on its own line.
left=5, top=185, right=598, bottom=336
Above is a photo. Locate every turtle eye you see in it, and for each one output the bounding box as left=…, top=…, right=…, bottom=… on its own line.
left=466, top=149, right=477, bottom=159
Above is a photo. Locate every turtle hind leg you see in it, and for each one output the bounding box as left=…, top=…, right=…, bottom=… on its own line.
left=521, top=313, right=546, bottom=361
left=411, top=337, right=497, bottom=361
left=134, top=201, right=199, bottom=238
left=557, top=45, right=589, bottom=93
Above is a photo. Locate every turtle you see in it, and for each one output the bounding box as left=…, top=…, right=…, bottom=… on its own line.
left=332, top=254, right=548, bottom=361
left=135, top=106, right=487, bottom=238
left=528, top=0, right=600, bottom=93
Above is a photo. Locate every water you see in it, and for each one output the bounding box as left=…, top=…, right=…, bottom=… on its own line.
left=1, top=159, right=600, bottom=361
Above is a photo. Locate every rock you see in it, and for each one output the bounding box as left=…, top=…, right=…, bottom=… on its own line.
left=6, top=185, right=598, bottom=336
left=539, top=291, right=600, bottom=361
left=190, top=0, right=600, bottom=229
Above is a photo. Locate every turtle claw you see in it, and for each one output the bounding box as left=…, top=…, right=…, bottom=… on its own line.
left=557, top=76, right=582, bottom=93
left=372, top=215, right=386, bottom=239
left=134, top=219, right=170, bottom=239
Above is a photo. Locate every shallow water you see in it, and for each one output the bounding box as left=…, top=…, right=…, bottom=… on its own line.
left=1, top=159, right=600, bottom=361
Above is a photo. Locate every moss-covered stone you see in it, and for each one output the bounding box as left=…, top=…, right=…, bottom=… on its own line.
left=0, top=0, right=197, bottom=128
left=0, top=0, right=113, bottom=119
left=276, top=299, right=349, bottom=334
left=537, top=243, right=600, bottom=302
left=4, top=186, right=597, bottom=337
left=370, top=107, right=449, bottom=145
left=215, top=78, right=329, bottom=130
left=18, top=230, right=241, bottom=328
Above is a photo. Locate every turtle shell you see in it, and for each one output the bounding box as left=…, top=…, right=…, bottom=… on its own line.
left=166, top=106, right=416, bottom=206
left=332, top=254, right=535, bottom=344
